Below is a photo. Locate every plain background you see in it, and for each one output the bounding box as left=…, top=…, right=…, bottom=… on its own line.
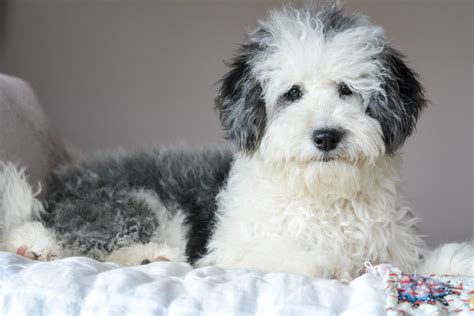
left=0, top=0, right=472, bottom=247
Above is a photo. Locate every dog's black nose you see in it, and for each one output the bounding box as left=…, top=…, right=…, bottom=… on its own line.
left=312, top=129, right=343, bottom=152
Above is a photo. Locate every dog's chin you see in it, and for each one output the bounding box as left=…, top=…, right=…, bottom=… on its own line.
left=311, top=153, right=343, bottom=164
left=310, top=152, right=376, bottom=166
left=320, top=156, right=336, bottom=163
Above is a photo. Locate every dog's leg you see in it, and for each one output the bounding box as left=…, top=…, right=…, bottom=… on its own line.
left=105, top=241, right=186, bottom=266
left=2, top=221, right=62, bottom=261
left=0, top=162, right=44, bottom=233
left=0, top=162, right=61, bottom=260
left=417, top=242, right=474, bottom=276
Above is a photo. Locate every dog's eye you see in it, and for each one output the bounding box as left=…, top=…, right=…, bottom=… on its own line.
left=338, top=82, right=353, bottom=97
left=283, top=85, right=303, bottom=102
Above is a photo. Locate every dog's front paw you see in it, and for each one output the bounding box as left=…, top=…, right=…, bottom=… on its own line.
left=140, top=256, right=170, bottom=265
left=16, top=245, right=58, bottom=261
left=3, top=222, right=62, bottom=262
left=106, top=243, right=186, bottom=266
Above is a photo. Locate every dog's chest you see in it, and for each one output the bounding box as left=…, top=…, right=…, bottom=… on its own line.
left=204, top=158, right=402, bottom=278
left=209, top=177, right=385, bottom=274
left=223, top=184, right=367, bottom=246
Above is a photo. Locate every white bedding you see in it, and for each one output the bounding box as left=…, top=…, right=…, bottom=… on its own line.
left=0, top=252, right=386, bottom=316
left=2, top=252, right=473, bottom=316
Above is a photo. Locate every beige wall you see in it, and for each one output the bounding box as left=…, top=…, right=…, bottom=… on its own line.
left=1, top=0, right=473, bottom=246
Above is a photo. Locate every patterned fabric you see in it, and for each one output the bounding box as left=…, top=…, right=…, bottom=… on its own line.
left=370, top=264, right=474, bottom=316
left=397, top=274, right=453, bottom=307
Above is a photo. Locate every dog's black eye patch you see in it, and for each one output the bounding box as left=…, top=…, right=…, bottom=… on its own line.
left=338, top=82, right=353, bottom=97
left=283, top=85, right=304, bottom=102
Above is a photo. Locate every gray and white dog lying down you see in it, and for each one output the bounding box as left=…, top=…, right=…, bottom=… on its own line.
left=0, top=3, right=472, bottom=282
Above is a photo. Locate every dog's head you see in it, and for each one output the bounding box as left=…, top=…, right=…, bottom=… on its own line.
left=216, top=3, right=426, bottom=168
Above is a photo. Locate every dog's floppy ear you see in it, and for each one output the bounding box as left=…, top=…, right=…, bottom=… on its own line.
left=367, top=47, right=427, bottom=153
left=215, top=40, right=267, bottom=154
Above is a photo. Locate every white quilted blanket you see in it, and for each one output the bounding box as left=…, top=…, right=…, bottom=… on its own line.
left=0, top=252, right=387, bottom=316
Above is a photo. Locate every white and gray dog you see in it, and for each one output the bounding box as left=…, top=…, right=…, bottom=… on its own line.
left=0, top=3, right=472, bottom=282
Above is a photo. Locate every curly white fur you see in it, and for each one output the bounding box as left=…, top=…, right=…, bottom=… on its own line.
left=0, top=162, right=43, bottom=230
left=201, top=155, right=429, bottom=281
left=202, top=4, right=472, bottom=280
left=0, top=162, right=60, bottom=259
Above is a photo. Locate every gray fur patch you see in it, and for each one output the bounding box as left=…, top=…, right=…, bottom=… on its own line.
left=215, top=39, right=267, bottom=154
left=42, top=148, right=232, bottom=263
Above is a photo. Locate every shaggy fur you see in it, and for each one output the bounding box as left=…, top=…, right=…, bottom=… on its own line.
left=1, top=149, right=232, bottom=264
left=0, top=162, right=44, bottom=233
left=0, top=3, right=472, bottom=281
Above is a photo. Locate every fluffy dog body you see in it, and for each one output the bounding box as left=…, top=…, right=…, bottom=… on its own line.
left=1, top=150, right=232, bottom=265
left=1, top=4, right=472, bottom=280
left=202, top=155, right=426, bottom=281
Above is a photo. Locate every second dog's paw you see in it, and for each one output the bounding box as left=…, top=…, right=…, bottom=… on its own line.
left=141, top=256, right=170, bottom=265
left=106, top=242, right=185, bottom=266
left=16, top=245, right=58, bottom=261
